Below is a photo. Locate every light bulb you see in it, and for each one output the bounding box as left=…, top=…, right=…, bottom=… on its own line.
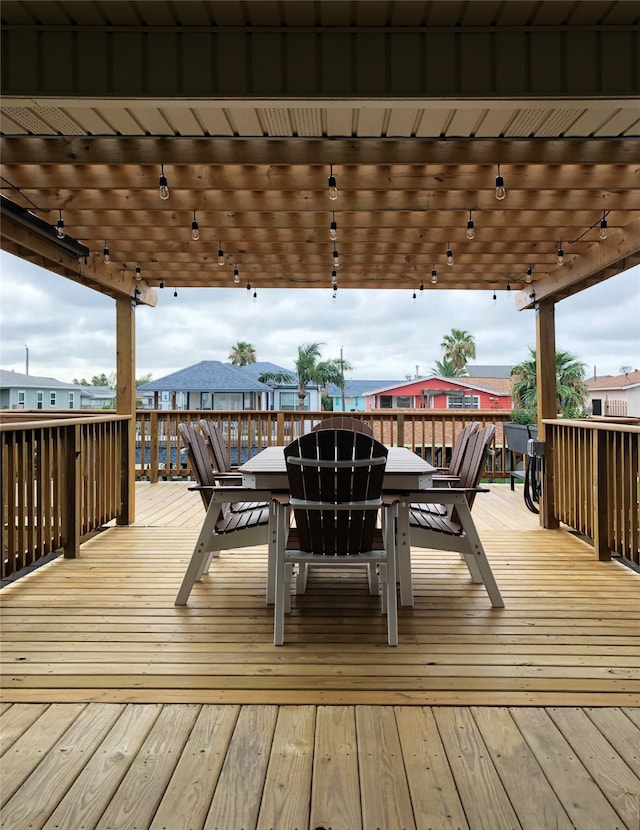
left=525, top=266, right=533, bottom=283
left=173, top=288, right=178, bottom=298
left=431, top=267, right=437, bottom=285
left=557, top=246, right=564, bottom=266
left=333, top=249, right=339, bottom=267
left=191, top=212, right=199, bottom=241
left=233, top=267, right=240, bottom=284
left=446, top=245, right=454, bottom=266
left=329, top=218, right=337, bottom=241
left=160, top=280, right=164, bottom=289
left=492, top=291, right=497, bottom=301
left=217, top=246, right=225, bottom=266
left=331, top=269, right=337, bottom=286
left=412, top=290, right=417, bottom=302
left=135, top=264, right=142, bottom=281
left=466, top=214, right=475, bottom=240
left=599, top=215, right=608, bottom=239
left=103, top=242, right=110, bottom=264
left=419, top=281, right=424, bottom=294
left=246, top=281, right=251, bottom=293
left=253, top=290, right=257, bottom=303
left=56, top=211, right=65, bottom=239
left=506, top=281, right=511, bottom=292
left=495, top=165, right=506, bottom=200
left=328, top=171, right=338, bottom=200
left=159, top=165, right=169, bottom=200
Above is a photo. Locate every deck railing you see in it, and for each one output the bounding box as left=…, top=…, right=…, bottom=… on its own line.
left=1, top=412, right=129, bottom=578
left=546, top=418, right=640, bottom=564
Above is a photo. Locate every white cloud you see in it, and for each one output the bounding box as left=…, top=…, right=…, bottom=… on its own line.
left=1, top=250, right=638, bottom=383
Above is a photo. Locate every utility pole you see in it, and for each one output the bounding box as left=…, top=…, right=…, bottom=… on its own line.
left=340, top=345, right=346, bottom=412
left=25, top=345, right=29, bottom=375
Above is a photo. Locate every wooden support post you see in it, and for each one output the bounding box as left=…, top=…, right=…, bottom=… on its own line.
left=592, top=429, right=611, bottom=560
left=535, top=299, right=560, bottom=529
left=116, top=295, right=136, bottom=525
left=63, top=423, right=81, bottom=558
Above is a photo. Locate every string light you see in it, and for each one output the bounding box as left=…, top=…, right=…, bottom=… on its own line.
left=557, top=243, right=564, bottom=266
left=246, top=281, right=251, bottom=294
left=525, top=265, right=533, bottom=283
left=56, top=210, right=65, bottom=239
left=431, top=266, right=437, bottom=285
left=599, top=211, right=608, bottom=239
left=506, top=281, right=511, bottom=292
left=329, top=212, right=337, bottom=241
left=419, top=281, right=424, bottom=295
left=135, top=264, right=142, bottom=281
left=252, top=289, right=258, bottom=303
left=492, top=290, right=497, bottom=301
left=331, top=269, right=338, bottom=286
left=495, top=164, right=506, bottom=200
left=332, top=248, right=340, bottom=267
left=103, top=241, right=110, bottom=264
left=160, top=280, right=164, bottom=289
left=173, top=288, right=178, bottom=298
left=191, top=210, right=200, bottom=241
left=233, top=266, right=240, bottom=284
left=328, top=165, right=338, bottom=200
left=466, top=210, right=475, bottom=240
left=159, top=165, right=169, bottom=200
left=446, top=243, right=454, bottom=266
left=217, top=243, right=225, bottom=266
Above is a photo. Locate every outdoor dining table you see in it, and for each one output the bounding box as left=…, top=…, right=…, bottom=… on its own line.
left=238, top=445, right=436, bottom=606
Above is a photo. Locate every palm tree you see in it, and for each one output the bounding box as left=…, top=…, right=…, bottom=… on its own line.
left=294, top=342, right=349, bottom=410
left=511, top=348, right=588, bottom=418
left=440, top=329, right=476, bottom=373
left=431, top=357, right=464, bottom=377
left=229, top=341, right=257, bottom=366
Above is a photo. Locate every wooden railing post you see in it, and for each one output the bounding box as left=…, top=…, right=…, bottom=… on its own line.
left=276, top=412, right=285, bottom=446
left=149, top=411, right=159, bottom=483
left=397, top=413, right=405, bottom=447
left=592, top=429, right=611, bottom=561
left=63, top=423, right=81, bottom=558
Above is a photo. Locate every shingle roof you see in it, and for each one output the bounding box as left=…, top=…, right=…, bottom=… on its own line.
left=0, top=369, right=78, bottom=390
left=327, top=380, right=403, bottom=397
left=465, top=364, right=514, bottom=379
left=367, top=376, right=512, bottom=396
left=138, top=360, right=299, bottom=392
left=586, top=370, right=640, bottom=390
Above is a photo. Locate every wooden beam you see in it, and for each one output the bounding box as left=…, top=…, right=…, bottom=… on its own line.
left=116, top=295, right=136, bottom=526
left=535, top=301, right=559, bottom=531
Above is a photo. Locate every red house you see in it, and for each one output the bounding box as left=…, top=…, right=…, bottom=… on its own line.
left=365, top=376, right=512, bottom=411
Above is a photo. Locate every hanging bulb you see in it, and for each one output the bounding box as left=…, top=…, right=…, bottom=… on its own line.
left=466, top=210, right=475, bottom=240
left=332, top=248, right=339, bottom=267
left=506, top=281, right=511, bottom=292
left=160, top=280, right=164, bottom=289
left=331, top=269, right=338, bottom=286
left=495, top=164, right=506, bottom=200
left=412, top=290, right=417, bottom=302
left=191, top=211, right=200, bottom=241
left=135, top=264, right=142, bottom=281
left=431, top=266, right=437, bottom=285
left=233, top=266, right=240, bottom=284
left=419, top=281, right=424, bottom=295
left=103, top=241, right=110, bottom=264
left=173, top=288, right=178, bottom=298
left=252, top=290, right=257, bottom=303
left=525, top=265, right=533, bottom=283
left=328, top=165, right=338, bottom=200
left=56, top=210, right=65, bottom=239
left=159, top=165, right=169, bottom=200
left=599, top=212, right=608, bottom=240
left=446, top=244, right=454, bottom=266
left=246, top=281, right=251, bottom=293
left=492, top=291, right=497, bottom=301
left=557, top=244, right=564, bottom=266
left=329, top=213, right=337, bottom=241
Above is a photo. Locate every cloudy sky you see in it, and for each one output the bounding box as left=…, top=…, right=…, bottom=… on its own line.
left=1, top=250, right=638, bottom=384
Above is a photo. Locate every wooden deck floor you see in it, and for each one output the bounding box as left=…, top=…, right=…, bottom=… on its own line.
left=1, top=483, right=639, bottom=829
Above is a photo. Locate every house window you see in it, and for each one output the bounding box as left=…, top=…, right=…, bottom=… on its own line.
left=201, top=392, right=212, bottom=410
left=395, top=395, right=412, bottom=408
left=213, top=393, right=243, bottom=410
left=447, top=394, right=479, bottom=409
left=280, top=391, right=308, bottom=411
left=69, top=392, right=75, bottom=409
left=17, top=390, right=25, bottom=408
left=36, top=391, right=43, bottom=409
left=50, top=392, right=57, bottom=407
left=379, top=396, right=393, bottom=409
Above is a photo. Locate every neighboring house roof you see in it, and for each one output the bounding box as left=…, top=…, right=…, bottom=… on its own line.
left=0, top=368, right=78, bottom=390
left=238, top=361, right=299, bottom=387
left=465, top=364, right=514, bottom=378
left=586, top=370, right=640, bottom=391
left=138, top=360, right=301, bottom=393
left=327, top=380, right=403, bottom=397
left=366, top=375, right=512, bottom=397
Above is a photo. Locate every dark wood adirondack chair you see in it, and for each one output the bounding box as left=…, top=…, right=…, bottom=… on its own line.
left=311, top=415, right=373, bottom=436
left=175, top=423, right=273, bottom=606
left=403, top=424, right=504, bottom=608
left=419, top=421, right=481, bottom=515
left=273, top=429, right=398, bottom=646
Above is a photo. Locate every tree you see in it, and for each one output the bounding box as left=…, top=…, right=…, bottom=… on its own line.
left=136, top=373, right=153, bottom=386
left=293, top=342, right=349, bottom=410
left=431, top=357, right=464, bottom=377
left=511, top=348, right=588, bottom=418
left=440, top=329, right=476, bottom=373
left=229, top=341, right=257, bottom=365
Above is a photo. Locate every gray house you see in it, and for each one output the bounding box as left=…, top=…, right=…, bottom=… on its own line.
left=0, top=369, right=120, bottom=410
left=138, top=361, right=320, bottom=411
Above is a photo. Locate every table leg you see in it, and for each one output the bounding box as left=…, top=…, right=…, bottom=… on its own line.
left=396, top=500, right=414, bottom=606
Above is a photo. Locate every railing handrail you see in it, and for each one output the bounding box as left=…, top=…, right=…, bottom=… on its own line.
left=543, top=417, right=640, bottom=434
left=0, top=412, right=130, bottom=431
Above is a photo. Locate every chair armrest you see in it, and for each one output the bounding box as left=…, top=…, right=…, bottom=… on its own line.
left=432, top=474, right=460, bottom=484
left=404, top=486, right=489, bottom=504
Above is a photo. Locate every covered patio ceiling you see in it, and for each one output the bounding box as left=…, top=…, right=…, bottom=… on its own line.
left=1, top=0, right=639, bottom=313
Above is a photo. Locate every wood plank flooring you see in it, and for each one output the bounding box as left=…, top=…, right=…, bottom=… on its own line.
left=1, top=483, right=639, bottom=829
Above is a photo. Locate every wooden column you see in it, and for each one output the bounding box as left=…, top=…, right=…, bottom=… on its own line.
left=116, top=295, right=136, bottom=525
left=535, top=299, right=560, bottom=529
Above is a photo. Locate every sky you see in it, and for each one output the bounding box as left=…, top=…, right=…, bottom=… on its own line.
left=1, top=249, right=638, bottom=384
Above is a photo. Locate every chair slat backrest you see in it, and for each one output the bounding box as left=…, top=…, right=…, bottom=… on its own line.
left=448, top=421, right=480, bottom=476
left=456, top=423, right=496, bottom=510
left=311, top=415, right=373, bottom=436
left=178, top=423, right=215, bottom=509
left=199, top=419, right=233, bottom=473
left=284, top=429, right=387, bottom=555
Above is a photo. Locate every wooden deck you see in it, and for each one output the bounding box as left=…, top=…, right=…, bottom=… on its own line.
left=1, top=482, right=639, bottom=829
